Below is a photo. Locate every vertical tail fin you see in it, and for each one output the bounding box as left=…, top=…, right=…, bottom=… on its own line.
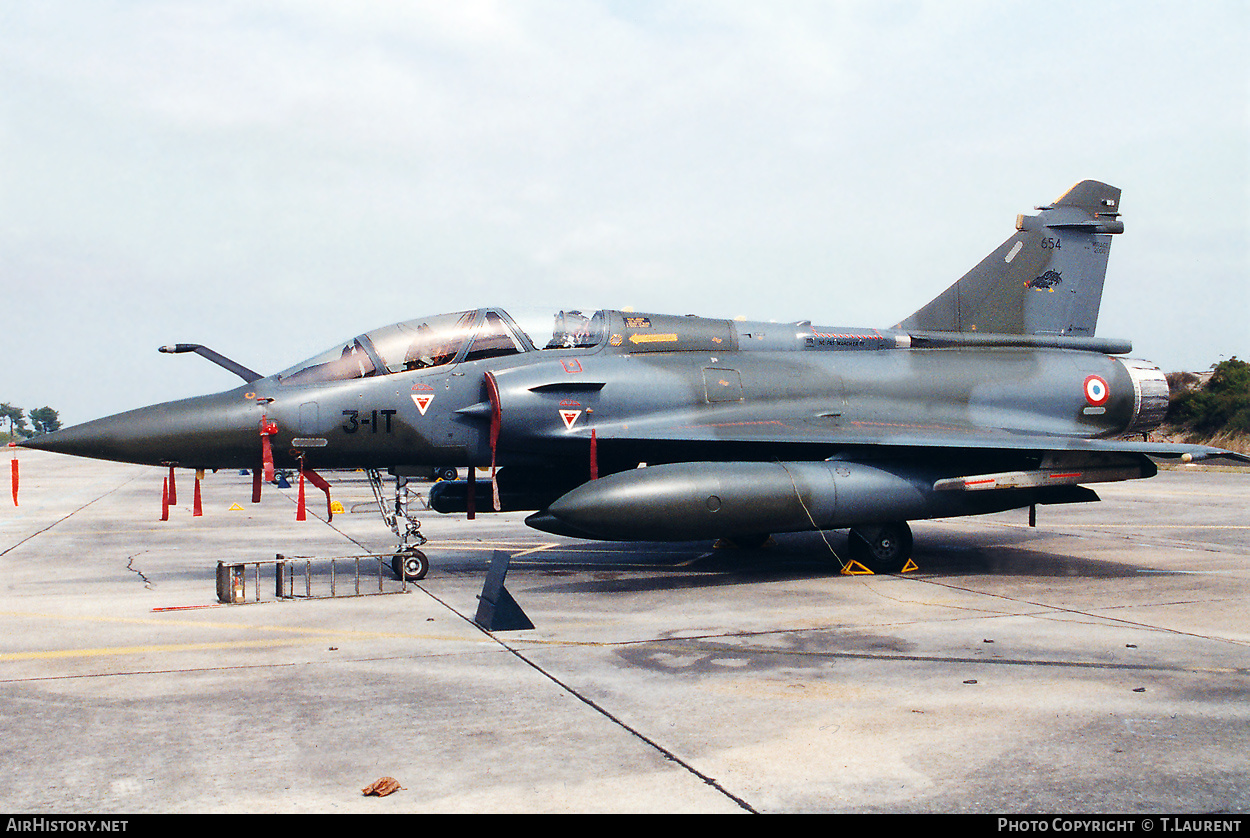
left=895, top=180, right=1123, bottom=336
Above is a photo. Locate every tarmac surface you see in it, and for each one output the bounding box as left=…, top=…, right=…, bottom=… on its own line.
left=1, top=448, right=1248, bottom=814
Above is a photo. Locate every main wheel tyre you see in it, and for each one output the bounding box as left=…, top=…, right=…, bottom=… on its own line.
left=847, top=522, right=913, bottom=574
left=392, top=550, right=429, bottom=581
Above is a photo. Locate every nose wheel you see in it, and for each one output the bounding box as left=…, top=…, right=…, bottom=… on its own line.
left=392, top=549, right=429, bottom=581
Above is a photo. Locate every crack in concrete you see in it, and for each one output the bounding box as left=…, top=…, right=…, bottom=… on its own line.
left=126, top=551, right=152, bottom=589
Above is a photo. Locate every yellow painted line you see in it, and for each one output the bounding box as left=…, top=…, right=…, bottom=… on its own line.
left=421, top=540, right=696, bottom=556
left=1057, top=524, right=1250, bottom=529
left=1098, top=484, right=1250, bottom=495
left=432, top=545, right=550, bottom=550
left=0, top=611, right=651, bottom=656
left=511, top=542, right=561, bottom=557
left=0, top=609, right=482, bottom=644
left=1, top=636, right=604, bottom=662
left=926, top=520, right=1250, bottom=531
left=1, top=639, right=313, bottom=662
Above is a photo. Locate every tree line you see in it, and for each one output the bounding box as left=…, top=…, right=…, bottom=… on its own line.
left=1166, top=357, right=1250, bottom=437
left=1, top=403, right=61, bottom=441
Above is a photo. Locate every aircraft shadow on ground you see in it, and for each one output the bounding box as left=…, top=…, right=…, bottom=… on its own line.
left=515, top=530, right=1145, bottom=595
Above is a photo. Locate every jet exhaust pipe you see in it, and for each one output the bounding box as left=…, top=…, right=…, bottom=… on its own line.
left=526, top=461, right=1099, bottom=542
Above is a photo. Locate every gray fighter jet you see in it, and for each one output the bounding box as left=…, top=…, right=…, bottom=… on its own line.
left=22, top=180, right=1247, bottom=578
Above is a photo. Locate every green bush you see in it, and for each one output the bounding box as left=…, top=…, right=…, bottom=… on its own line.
left=1168, top=357, right=1250, bottom=435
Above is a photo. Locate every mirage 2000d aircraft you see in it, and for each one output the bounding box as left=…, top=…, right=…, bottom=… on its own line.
left=22, top=180, right=1248, bottom=579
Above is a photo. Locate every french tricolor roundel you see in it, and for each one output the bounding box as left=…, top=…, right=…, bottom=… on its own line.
left=1083, top=375, right=1109, bottom=407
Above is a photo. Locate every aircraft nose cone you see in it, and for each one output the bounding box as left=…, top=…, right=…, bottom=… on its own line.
left=19, top=389, right=262, bottom=469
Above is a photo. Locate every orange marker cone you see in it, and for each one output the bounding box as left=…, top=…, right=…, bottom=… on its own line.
left=161, top=476, right=170, bottom=521
left=8, top=444, right=16, bottom=507
left=193, top=473, right=203, bottom=517
left=302, top=467, right=333, bottom=521
left=167, top=465, right=177, bottom=505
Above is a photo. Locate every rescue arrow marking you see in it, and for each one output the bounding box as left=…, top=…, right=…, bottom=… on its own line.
left=628, top=333, right=678, bottom=344
left=411, top=383, right=435, bottom=416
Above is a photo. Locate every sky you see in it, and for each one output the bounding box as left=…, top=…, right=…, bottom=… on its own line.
left=2, top=1, right=1247, bottom=426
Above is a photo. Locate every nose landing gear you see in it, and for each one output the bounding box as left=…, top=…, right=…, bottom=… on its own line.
left=368, top=468, right=430, bottom=581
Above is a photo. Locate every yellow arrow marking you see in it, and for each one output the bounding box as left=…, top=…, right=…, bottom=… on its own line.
left=628, top=333, right=678, bottom=344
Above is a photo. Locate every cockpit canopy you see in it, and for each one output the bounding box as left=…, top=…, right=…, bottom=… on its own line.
left=277, top=308, right=607, bottom=385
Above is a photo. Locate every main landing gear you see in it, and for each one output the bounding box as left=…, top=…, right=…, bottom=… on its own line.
left=715, top=523, right=915, bottom=574
left=846, top=522, right=913, bottom=574
left=367, top=468, right=430, bottom=581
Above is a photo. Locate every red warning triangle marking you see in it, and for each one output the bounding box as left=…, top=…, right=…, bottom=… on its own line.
left=412, top=394, right=434, bottom=416
left=560, top=409, right=582, bottom=430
